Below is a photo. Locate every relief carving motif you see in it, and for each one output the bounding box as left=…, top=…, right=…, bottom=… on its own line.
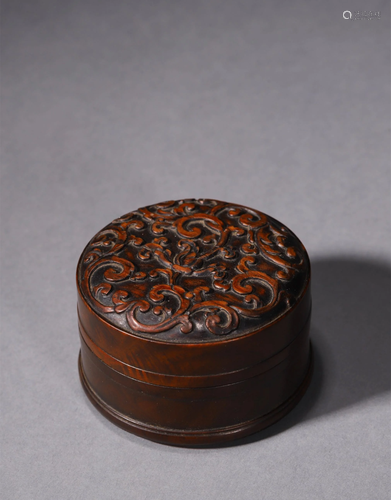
left=79, top=199, right=307, bottom=337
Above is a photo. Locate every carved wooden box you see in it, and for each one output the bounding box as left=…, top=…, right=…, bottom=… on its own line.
left=77, top=199, right=312, bottom=446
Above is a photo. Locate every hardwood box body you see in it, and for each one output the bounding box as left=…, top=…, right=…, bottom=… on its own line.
left=77, top=199, right=312, bottom=446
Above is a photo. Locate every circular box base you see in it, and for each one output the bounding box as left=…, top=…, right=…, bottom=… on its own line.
left=78, top=345, right=313, bottom=447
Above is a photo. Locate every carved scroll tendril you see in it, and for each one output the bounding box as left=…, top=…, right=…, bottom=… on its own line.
left=79, top=199, right=307, bottom=337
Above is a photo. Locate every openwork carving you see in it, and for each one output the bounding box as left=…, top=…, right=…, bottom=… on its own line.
left=78, top=199, right=309, bottom=339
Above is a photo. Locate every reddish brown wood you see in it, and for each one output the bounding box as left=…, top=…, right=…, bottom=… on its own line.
left=76, top=199, right=312, bottom=446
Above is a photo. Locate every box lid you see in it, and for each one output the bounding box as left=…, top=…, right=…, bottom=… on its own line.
left=77, top=199, right=310, bottom=380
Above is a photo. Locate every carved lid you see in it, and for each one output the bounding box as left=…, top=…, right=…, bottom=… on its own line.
left=77, top=199, right=310, bottom=342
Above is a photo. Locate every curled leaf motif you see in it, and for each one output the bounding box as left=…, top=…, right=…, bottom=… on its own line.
left=126, top=287, right=193, bottom=334
left=103, top=257, right=135, bottom=282
left=79, top=199, right=307, bottom=337
left=192, top=301, right=239, bottom=336
left=112, top=290, right=132, bottom=313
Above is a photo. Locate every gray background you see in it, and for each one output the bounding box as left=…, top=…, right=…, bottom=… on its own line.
left=1, top=1, right=390, bottom=499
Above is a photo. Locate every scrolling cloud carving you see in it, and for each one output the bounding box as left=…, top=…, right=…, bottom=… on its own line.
left=78, top=199, right=308, bottom=339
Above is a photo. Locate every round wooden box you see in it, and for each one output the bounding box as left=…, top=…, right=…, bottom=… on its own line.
left=77, top=199, right=312, bottom=446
